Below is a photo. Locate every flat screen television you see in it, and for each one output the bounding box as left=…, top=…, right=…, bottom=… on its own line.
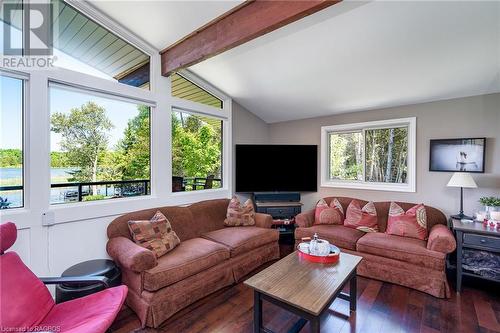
left=235, top=144, right=317, bottom=192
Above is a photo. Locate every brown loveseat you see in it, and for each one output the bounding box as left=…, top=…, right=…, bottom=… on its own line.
left=106, top=198, right=279, bottom=328
left=295, top=197, right=456, bottom=298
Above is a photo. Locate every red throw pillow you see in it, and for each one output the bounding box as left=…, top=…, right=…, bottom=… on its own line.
left=386, top=202, right=428, bottom=240
left=314, top=198, right=344, bottom=225
left=344, top=200, right=378, bottom=232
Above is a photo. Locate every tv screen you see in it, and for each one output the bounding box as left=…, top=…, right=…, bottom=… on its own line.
left=235, top=144, right=317, bottom=192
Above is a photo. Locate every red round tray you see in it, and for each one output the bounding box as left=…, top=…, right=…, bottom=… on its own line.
left=297, top=243, right=340, bottom=264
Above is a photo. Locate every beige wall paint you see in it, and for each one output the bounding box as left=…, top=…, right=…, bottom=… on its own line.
left=268, top=93, right=500, bottom=216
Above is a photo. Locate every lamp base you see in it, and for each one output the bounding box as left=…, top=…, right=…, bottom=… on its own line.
left=451, top=213, right=474, bottom=220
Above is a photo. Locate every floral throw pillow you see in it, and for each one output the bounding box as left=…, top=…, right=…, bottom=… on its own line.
left=128, top=211, right=181, bottom=258
left=386, top=202, right=428, bottom=240
left=314, top=198, right=344, bottom=225
left=344, top=200, right=379, bottom=233
left=224, top=196, right=256, bottom=226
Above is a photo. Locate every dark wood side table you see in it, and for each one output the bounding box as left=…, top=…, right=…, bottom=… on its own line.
left=450, top=217, right=500, bottom=292
left=255, top=201, right=303, bottom=244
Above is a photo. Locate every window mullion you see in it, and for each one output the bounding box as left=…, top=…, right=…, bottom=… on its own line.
left=28, top=72, right=51, bottom=218
left=361, top=128, right=366, bottom=183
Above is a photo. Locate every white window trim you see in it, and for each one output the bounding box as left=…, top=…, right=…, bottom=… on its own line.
left=169, top=69, right=233, bottom=200
left=0, top=1, right=233, bottom=227
left=320, top=117, right=416, bottom=193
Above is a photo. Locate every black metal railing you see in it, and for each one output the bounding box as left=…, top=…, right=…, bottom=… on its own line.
left=1, top=176, right=223, bottom=206
left=51, top=179, right=150, bottom=202
left=0, top=179, right=150, bottom=204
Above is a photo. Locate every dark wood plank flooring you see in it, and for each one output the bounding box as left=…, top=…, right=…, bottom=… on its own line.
left=110, top=256, right=500, bottom=333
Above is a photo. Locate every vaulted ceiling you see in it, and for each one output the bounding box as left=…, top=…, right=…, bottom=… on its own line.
left=93, top=1, right=500, bottom=123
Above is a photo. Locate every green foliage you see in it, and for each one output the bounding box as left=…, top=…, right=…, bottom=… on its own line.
left=329, top=127, right=408, bottom=184
left=172, top=112, right=222, bottom=179
left=83, top=194, right=106, bottom=201
left=114, top=105, right=150, bottom=180
left=479, top=197, right=500, bottom=207
left=51, top=102, right=113, bottom=183
left=50, top=151, right=73, bottom=167
left=0, top=149, right=22, bottom=167
left=365, top=127, right=408, bottom=183
left=329, top=132, right=362, bottom=180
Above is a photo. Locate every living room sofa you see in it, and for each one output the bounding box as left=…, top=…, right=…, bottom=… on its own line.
left=295, top=197, right=456, bottom=298
left=106, top=198, right=279, bottom=328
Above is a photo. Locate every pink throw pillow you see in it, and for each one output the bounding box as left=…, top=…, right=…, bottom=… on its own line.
left=344, top=200, right=378, bottom=232
left=386, top=202, right=428, bottom=240
left=314, top=198, right=344, bottom=225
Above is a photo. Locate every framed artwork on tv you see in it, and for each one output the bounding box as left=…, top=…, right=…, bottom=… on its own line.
left=429, top=138, right=486, bottom=173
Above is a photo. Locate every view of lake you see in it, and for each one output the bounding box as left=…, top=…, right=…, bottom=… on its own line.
left=1, top=167, right=77, bottom=182
left=0, top=167, right=147, bottom=208
left=1, top=167, right=78, bottom=208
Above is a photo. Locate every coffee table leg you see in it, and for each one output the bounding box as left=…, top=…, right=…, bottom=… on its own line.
left=310, top=317, right=320, bottom=333
left=254, top=290, right=262, bottom=333
left=350, top=271, right=357, bottom=312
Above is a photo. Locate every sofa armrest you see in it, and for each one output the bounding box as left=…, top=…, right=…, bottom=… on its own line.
left=107, top=236, right=157, bottom=272
left=254, top=213, right=273, bottom=228
left=427, top=224, right=456, bottom=254
left=295, top=209, right=315, bottom=228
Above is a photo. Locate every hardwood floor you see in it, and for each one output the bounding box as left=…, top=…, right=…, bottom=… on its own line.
left=110, top=264, right=500, bottom=333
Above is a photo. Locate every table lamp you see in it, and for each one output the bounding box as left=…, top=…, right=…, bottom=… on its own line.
left=447, top=172, right=477, bottom=220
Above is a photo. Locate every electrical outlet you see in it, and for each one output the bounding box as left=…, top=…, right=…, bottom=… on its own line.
left=42, top=211, right=55, bottom=226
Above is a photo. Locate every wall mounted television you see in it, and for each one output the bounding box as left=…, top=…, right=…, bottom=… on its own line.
left=235, top=144, right=318, bottom=192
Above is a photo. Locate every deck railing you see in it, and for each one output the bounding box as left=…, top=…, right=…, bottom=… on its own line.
left=0, top=176, right=222, bottom=207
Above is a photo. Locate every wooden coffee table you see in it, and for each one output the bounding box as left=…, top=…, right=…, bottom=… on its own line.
left=244, top=252, right=362, bottom=333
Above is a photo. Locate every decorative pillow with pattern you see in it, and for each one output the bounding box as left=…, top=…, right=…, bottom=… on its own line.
left=386, top=202, right=428, bottom=240
left=128, top=211, right=181, bottom=258
left=343, top=200, right=378, bottom=232
left=224, top=196, right=256, bottom=226
left=314, top=198, right=344, bottom=225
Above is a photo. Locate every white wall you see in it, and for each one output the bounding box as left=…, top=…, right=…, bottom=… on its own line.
left=268, top=93, right=500, bottom=215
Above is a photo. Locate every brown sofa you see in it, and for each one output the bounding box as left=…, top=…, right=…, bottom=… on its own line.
left=295, top=197, right=456, bottom=298
left=106, top=198, right=279, bottom=328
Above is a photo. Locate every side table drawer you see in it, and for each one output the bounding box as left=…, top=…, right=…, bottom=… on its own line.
left=463, top=233, right=500, bottom=250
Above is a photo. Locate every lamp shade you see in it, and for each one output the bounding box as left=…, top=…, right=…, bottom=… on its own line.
left=447, top=172, right=477, bottom=188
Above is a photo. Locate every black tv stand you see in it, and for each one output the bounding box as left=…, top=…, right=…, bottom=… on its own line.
left=253, top=193, right=302, bottom=245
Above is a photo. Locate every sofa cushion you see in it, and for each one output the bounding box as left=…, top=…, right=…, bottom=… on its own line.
left=295, top=225, right=365, bottom=250
left=386, top=202, right=428, bottom=240
left=202, top=227, right=279, bottom=257
left=356, top=232, right=445, bottom=270
left=128, top=211, right=180, bottom=258
left=143, top=238, right=230, bottom=291
left=344, top=200, right=378, bottom=233
left=314, top=198, right=344, bottom=225
left=224, top=197, right=256, bottom=226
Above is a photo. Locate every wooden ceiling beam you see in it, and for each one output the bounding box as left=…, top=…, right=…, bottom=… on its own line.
left=160, top=0, right=341, bottom=76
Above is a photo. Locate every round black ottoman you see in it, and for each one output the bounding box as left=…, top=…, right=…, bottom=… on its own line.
left=55, top=259, right=121, bottom=303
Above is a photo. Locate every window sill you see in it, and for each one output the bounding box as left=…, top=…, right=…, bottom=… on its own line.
left=47, top=188, right=231, bottom=225
left=321, top=180, right=416, bottom=193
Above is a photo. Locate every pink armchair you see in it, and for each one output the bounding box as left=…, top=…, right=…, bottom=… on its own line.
left=0, top=222, right=127, bottom=333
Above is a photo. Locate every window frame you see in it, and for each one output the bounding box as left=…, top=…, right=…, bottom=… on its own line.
left=48, top=81, right=154, bottom=205
left=320, top=117, right=416, bottom=192
left=169, top=69, right=232, bottom=199
left=0, top=70, right=28, bottom=210
left=0, top=1, right=233, bottom=228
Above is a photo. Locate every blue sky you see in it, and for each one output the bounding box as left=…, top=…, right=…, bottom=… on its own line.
left=1, top=76, right=145, bottom=152
left=1, top=75, right=23, bottom=150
